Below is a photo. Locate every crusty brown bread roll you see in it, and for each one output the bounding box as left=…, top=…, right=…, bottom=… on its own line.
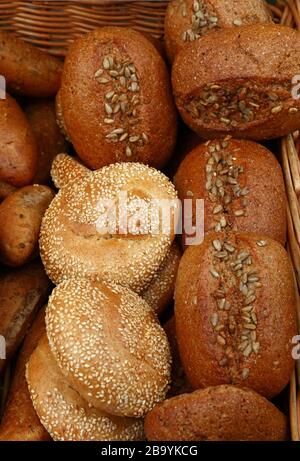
left=141, top=242, right=182, bottom=315
left=50, top=154, right=90, bottom=190
left=60, top=27, right=177, bottom=170
left=0, top=307, right=50, bottom=441
left=172, top=24, right=300, bottom=140
left=144, top=386, right=288, bottom=441
left=174, top=138, right=286, bottom=246
left=165, top=0, right=272, bottom=62
left=25, top=101, right=68, bottom=185
left=175, top=232, right=297, bottom=398
left=0, top=94, right=38, bottom=187
left=163, top=316, right=192, bottom=398
left=0, top=261, right=51, bottom=372
left=46, top=279, right=171, bottom=418
left=40, top=162, right=177, bottom=293
left=0, top=30, right=62, bottom=97
left=26, top=334, right=144, bottom=441
left=0, top=185, right=55, bottom=267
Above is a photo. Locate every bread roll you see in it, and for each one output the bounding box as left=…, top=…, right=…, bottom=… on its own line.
left=60, top=27, right=177, bottom=169
left=0, top=185, right=55, bottom=267
left=0, top=307, right=50, bottom=441
left=0, top=94, right=38, bottom=187
left=46, top=279, right=171, bottom=417
left=50, top=154, right=90, bottom=190
left=25, top=101, right=68, bottom=184
left=0, top=30, right=62, bottom=97
left=175, top=232, right=296, bottom=398
left=141, top=242, right=182, bottom=315
left=172, top=24, right=300, bottom=140
left=144, top=386, right=288, bottom=441
left=40, top=162, right=177, bottom=293
left=26, top=335, right=144, bottom=441
left=174, top=138, right=286, bottom=246
left=165, top=0, right=272, bottom=62
left=0, top=261, right=51, bottom=372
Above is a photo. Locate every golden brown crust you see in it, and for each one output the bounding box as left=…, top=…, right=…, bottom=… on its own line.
left=0, top=30, right=62, bottom=97
left=0, top=185, right=55, bottom=267
left=144, top=385, right=288, bottom=441
left=25, top=101, right=68, bottom=185
left=175, top=232, right=297, bottom=398
left=141, top=242, right=182, bottom=315
left=46, top=279, right=171, bottom=417
left=174, top=138, right=286, bottom=245
left=0, top=182, right=16, bottom=202
left=26, top=334, right=144, bottom=441
left=0, top=307, right=50, bottom=441
left=165, top=0, right=272, bottom=62
left=55, top=90, right=70, bottom=142
left=0, top=261, right=51, bottom=372
left=40, top=162, right=177, bottom=292
left=0, top=94, right=38, bottom=187
left=172, top=24, right=300, bottom=140
left=50, top=154, right=90, bottom=190
left=60, top=27, right=177, bottom=169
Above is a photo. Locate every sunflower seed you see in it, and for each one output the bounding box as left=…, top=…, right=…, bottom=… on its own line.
left=271, top=105, right=282, bottom=114
left=217, top=298, right=226, bottom=310
left=289, top=107, right=298, bottom=114
left=98, top=77, right=110, bottom=84
left=95, top=68, right=104, bottom=77
left=119, top=76, right=126, bottom=86
left=213, top=239, right=222, bottom=251
left=110, top=128, right=124, bottom=135
left=257, top=240, right=267, bottom=247
left=219, top=357, right=228, bottom=367
left=242, top=368, right=250, bottom=380
left=214, top=289, right=226, bottom=299
left=245, top=294, right=256, bottom=305
left=211, top=313, right=219, bottom=327
left=220, top=117, right=231, bottom=124
left=234, top=209, right=245, bottom=217
left=126, top=146, right=132, bottom=157
left=217, top=335, right=226, bottom=346
left=210, top=269, right=220, bottom=278
left=119, top=133, right=128, bottom=142
left=213, top=205, right=223, bottom=214
left=224, top=243, right=235, bottom=253
left=252, top=342, right=260, bottom=354
left=113, top=103, right=120, bottom=114
left=243, top=323, right=256, bottom=330
left=215, top=222, right=222, bottom=232
left=104, top=103, right=113, bottom=115
left=142, top=133, right=149, bottom=143
left=102, top=57, right=110, bottom=69
left=233, top=18, right=243, bottom=26
left=220, top=216, right=227, bottom=228
left=129, top=135, right=140, bottom=143
left=104, top=118, right=114, bottom=124
left=109, top=70, right=118, bottom=77
left=242, top=306, right=253, bottom=313
left=243, top=344, right=252, bottom=357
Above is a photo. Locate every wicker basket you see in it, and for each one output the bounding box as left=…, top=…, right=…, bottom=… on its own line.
left=0, top=0, right=299, bottom=441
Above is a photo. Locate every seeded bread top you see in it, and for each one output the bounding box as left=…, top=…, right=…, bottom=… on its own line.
left=144, top=385, right=288, bottom=441
left=174, top=232, right=297, bottom=399
left=165, top=0, right=272, bottom=61
left=60, top=27, right=177, bottom=170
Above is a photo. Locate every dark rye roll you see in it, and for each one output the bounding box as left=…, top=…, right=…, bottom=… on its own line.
left=172, top=24, right=300, bottom=140
left=144, top=386, right=288, bottom=441
left=173, top=138, right=286, bottom=246
left=165, top=0, right=272, bottom=62
left=60, top=27, right=177, bottom=170
left=175, top=232, right=297, bottom=399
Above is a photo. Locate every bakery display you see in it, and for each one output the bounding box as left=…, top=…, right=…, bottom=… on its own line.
left=174, top=138, right=286, bottom=246
left=0, top=1, right=298, bottom=442
left=175, top=232, right=297, bottom=398
left=144, top=385, right=288, bottom=441
left=165, top=0, right=272, bottom=62
left=59, top=27, right=177, bottom=170
left=172, top=24, right=300, bottom=140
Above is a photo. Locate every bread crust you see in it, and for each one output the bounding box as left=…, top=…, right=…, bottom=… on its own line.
left=0, top=30, right=62, bottom=97
left=172, top=24, right=300, bottom=140
left=165, top=0, right=272, bottom=62
left=174, top=138, right=286, bottom=245
left=175, top=232, right=297, bottom=398
left=0, top=94, right=38, bottom=187
left=0, top=307, right=50, bottom=441
left=60, top=27, right=177, bottom=169
left=144, top=385, right=288, bottom=441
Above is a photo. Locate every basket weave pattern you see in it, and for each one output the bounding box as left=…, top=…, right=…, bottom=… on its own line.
left=0, top=0, right=299, bottom=441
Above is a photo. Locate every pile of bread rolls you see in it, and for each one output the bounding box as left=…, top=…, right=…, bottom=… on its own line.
left=0, top=0, right=298, bottom=441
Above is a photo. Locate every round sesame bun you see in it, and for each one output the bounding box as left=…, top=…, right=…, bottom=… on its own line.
left=60, top=27, right=177, bottom=170
left=141, top=242, right=182, bottom=315
left=174, top=138, right=286, bottom=246
left=46, top=279, right=171, bottom=418
left=51, top=154, right=90, bottom=190
left=26, top=334, right=144, bottom=441
left=40, top=162, right=177, bottom=292
left=164, top=0, right=272, bottom=62
left=144, top=386, right=288, bottom=441
left=175, top=232, right=297, bottom=399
